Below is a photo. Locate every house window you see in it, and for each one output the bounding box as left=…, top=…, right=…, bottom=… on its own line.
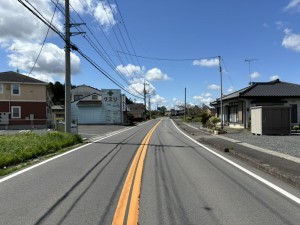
left=11, top=106, right=21, bottom=118
left=92, top=94, right=98, bottom=100
left=0, top=83, right=3, bottom=94
left=11, top=84, right=20, bottom=95
left=291, top=104, right=297, bottom=123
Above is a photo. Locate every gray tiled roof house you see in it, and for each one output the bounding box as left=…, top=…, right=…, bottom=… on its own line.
left=210, top=79, right=300, bottom=128
left=0, top=71, right=47, bottom=84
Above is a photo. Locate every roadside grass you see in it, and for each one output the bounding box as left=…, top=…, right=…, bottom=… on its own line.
left=0, top=131, right=83, bottom=176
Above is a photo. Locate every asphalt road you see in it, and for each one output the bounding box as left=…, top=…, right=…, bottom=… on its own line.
left=0, top=118, right=299, bottom=225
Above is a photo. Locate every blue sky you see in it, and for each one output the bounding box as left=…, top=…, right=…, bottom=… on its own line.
left=1, top=0, right=300, bottom=109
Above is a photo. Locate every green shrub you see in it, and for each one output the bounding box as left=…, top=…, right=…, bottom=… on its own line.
left=293, top=125, right=300, bottom=131
left=209, top=116, right=221, bottom=128
left=185, top=117, right=193, bottom=122
left=200, top=111, right=211, bottom=127
left=0, top=131, right=82, bottom=168
left=192, top=117, right=201, bottom=123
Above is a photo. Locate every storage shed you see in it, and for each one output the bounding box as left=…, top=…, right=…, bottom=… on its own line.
left=251, top=106, right=291, bottom=135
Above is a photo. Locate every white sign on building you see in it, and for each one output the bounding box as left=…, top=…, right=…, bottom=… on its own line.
left=101, top=89, right=121, bottom=124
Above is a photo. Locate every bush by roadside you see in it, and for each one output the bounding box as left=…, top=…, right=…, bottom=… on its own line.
left=0, top=131, right=82, bottom=173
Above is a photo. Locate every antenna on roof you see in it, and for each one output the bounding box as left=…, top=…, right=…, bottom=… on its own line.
left=245, top=58, right=258, bottom=85
left=13, top=47, right=23, bottom=73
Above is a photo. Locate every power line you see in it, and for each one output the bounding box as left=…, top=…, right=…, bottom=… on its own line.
left=18, top=0, right=143, bottom=99
left=68, top=2, right=143, bottom=96
left=76, top=0, right=144, bottom=91
left=75, top=48, right=143, bottom=99
left=113, top=0, right=143, bottom=69
left=29, top=0, right=60, bottom=75
left=117, top=51, right=218, bottom=62
left=221, top=58, right=236, bottom=92
left=21, top=0, right=64, bottom=39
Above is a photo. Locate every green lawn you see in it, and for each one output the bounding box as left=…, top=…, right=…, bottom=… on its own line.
left=0, top=131, right=82, bottom=173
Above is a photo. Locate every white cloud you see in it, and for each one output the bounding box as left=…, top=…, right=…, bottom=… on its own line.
left=69, top=0, right=117, bottom=29
left=282, top=29, right=300, bottom=52
left=227, top=87, right=235, bottom=93
left=0, top=0, right=63, bottom=44
left=208, top=84, right=220, bottom=90
left=151, top=95, right=167, bottom=104
left=93, top=1, right=117, bottom=28
left=0, top=0, right=83, bottom=82
left=284, top=0, right=300, bottom=11
left=250, top=71, right=260, bottom=79
left=128, top=79, right=156, bottom=96
left=275, top=21, right=288, bottom=30
left=116, top=64, right=143, bottom=77
left=192, top=58, right=219, bottom=67
left=270, top=75, right=280, bottom=81
left=193, top=95, right=213, bottom=105
left=263, top=23, right=269, bottom=28
left=7, top=41, right=80, bottom=76
left=172, top=97, right=183, bottom=106
left=203, top=92, right=212, bottom=97
left=145, top=68, right=170, bottom=81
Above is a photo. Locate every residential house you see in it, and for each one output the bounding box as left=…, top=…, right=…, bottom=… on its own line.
left=127, top=103, right=145, bottom=121
left=210, top=79, right=300, bottom=128
left=52, top=105, right=65, bottom=125
left=0, top=71, right=53, bottom=129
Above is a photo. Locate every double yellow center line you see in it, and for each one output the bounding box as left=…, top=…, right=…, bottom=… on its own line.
left=112, top=120, right=161, bottom=225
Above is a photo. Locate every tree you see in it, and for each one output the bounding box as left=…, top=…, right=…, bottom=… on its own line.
left=126, top=97, right=134, bottom=104
left=49, top=81, right=65, bottom=105
left=159, top=106, right=167, bottom=116
left=199, top=111, right=211, bottom=127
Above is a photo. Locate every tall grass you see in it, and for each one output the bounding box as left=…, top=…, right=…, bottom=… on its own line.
left=0, top=131, right=82, bottom=168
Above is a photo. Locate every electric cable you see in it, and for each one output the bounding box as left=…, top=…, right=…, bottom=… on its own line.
left=18, top=0, right=143, bottom=99
left=29, top=0, right=60, bottom=75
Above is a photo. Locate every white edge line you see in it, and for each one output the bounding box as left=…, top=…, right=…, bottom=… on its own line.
left=0, top=125, right=137, bottom=183
left=171, top=120, right=300, bottom=205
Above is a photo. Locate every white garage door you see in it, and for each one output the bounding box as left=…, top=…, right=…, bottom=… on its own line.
left=78, top=107, right=102, bottom=124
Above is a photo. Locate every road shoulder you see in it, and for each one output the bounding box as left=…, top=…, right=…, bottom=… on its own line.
left=173, top=119, right=300, bottom=188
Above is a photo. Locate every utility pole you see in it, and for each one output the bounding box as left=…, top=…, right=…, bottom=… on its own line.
left=143, top=81, right=146, bottom=120
left=65, top=0, right=71, bottom=133
left=218, top=56, right=223, bottom=129
left=143, top=80, right=149, bottom=120
left=64, top=0, right=85, bottom=132
left=184, top=87, right=186, bottom=121
left=148, top=94, right=151, bottom=119
left=245, top=58, right=257, bottom=85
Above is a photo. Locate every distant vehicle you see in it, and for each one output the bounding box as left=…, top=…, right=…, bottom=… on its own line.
left=57, top=121, right=77, bottom=128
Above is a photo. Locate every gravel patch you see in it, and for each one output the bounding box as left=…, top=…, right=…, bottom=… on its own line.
left=222, top=132, right=300, bottom=158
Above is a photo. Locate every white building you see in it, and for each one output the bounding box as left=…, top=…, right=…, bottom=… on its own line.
left=71, top=85, right=122, bottom=124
